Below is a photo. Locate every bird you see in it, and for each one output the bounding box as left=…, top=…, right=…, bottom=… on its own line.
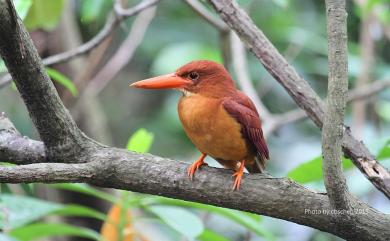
left=130, top=60, right=269, bottom=190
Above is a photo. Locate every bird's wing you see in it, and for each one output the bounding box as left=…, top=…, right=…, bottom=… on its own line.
left=222, top=92, right=269, bottom=172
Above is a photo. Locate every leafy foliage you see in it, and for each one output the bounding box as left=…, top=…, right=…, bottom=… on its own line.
left=288, top=156, right=353, bottom=183
left=14, top=0, right=33, bottom=20
left=126, top=128, right=154, bottom=153
left=10, top=223, right=101, bottom=241
left=24, top=0, right=64, bottom=31
left=0, top=194, right=62, bottom=230
left=46, top=68, right=78, bottom=97
left=147, top=205, right=204, bottom=240
left=288, top=137, right=390, bottom=184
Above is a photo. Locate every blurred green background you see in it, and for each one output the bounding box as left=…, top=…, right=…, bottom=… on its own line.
left=1, top=0, right=390, bottom=241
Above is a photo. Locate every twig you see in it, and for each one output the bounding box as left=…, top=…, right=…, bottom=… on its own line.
left=348, top=78, right=390, bottom=101
left=184, top=0, right=231, bottom=68
left=114, top=0, right=159, bottom=17
left=71, top=5, right=156, bottom=122
left=0, top=0, right=161, bottom=88
left=184, top=0, right=229, bottom=32
left=267, top=78, right=390, bottom=133
left=79, top=6, right=156, bottom=99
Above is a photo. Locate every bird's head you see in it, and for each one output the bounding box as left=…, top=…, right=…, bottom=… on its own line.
left=130, top=60, right=236, bottom=97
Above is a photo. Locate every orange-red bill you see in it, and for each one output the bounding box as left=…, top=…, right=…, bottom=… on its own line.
left=129, top=73, right=191, bottom=89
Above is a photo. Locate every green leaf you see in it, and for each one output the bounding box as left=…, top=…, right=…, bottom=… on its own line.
left=151, top=42, right=222, bottom=75
left=126, top=128, right=154, bottom=153
left=53, top=204, right=107, bottom=221
left=376, top=101, right=390, bottom=122
left=20, top=184, right=35, bottom=196
left=287, top=156, right=353, bottom=183
left=50, top=183, right=116, bottom=203
left=9, top=223, right=101, bottom=241
left=14, top=0, right=33, bottom=20
left=0, top=194, right=62, bottom=229
left=198, top=229, right=231, bottom=241
left=80, top=0, right=109, bottom=23
left=1, top=183, right=12, bottom=194
left=377, top=140, right=390, bottom=160
left=0, top=60, right=6, bottom=73
left=147, top=205, right=204, bottom=240
left=24, top=0, right=65, bottom=31
left=140, top=197, right=274, bottom=239
left=11, top=82, right=17, bottom=90
left=46, top=68, right=78, bottom=97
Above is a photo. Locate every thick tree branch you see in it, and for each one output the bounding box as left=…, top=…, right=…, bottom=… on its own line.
left=207, top=0, right=390, bottom=199
left=0, top=133, right=389, bottom=240
left=322, top=0, right=351, bottom=210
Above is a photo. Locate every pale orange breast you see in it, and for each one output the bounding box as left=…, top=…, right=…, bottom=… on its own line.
left=178, top=94, right=249, bottom=162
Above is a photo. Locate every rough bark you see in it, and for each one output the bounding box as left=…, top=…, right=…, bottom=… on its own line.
left=322, top=0, right=351, bottom=210
left=0, top=113, right=45, bottom=164
left=0, top=132, right=389, bottom=240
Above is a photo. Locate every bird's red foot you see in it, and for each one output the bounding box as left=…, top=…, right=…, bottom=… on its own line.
left=187, top=153, right=207, bottom=180
left=232, top=160, right=246, bottom=190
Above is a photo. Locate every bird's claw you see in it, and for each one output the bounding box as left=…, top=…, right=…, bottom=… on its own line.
left=187, top=154, right=207, bottom=180
left=232, top=171, right=243, bottom=190
left=187, top=161, right=206, bottom=180
left=232, top=160, right=245, bottom=190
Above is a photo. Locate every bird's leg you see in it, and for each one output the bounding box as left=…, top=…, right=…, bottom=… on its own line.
left=187, top=153, right=207, bottom=180
left=232, top=160, right=245, bottom=190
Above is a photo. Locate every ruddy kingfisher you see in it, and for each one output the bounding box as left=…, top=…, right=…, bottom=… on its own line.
left=130, top=60, right=269, bottom=190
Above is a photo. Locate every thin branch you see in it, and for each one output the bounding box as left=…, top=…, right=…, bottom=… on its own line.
left=230, top=32, right=272, bottom=122
left=322, top=0, right=351, bottom=210
left=184, top=0, right=231, bottom=68
left=267, top=78, right=390, bottom=133
left=79, top=6, right=156, bottom=99
left=71, top=6, right=156, bottom=123
left=114, top=0, right=159, bottom=17
left=0, top=0, right=161, bottom=88
left=207, top=0, right=390, bottom=199
left=348, top=78, right=390, bottom=101
left=184, top=0, right=229, bottom=32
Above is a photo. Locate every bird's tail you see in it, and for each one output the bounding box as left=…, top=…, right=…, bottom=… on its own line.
left=245, top=155, right=267, bottom=173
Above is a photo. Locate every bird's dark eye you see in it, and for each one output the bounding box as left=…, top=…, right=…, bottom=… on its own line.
left=188, top=72, right=199, bottom=82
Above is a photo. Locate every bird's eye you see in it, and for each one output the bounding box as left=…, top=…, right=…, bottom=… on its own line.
left=188, top=72, right=199, bottom=81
